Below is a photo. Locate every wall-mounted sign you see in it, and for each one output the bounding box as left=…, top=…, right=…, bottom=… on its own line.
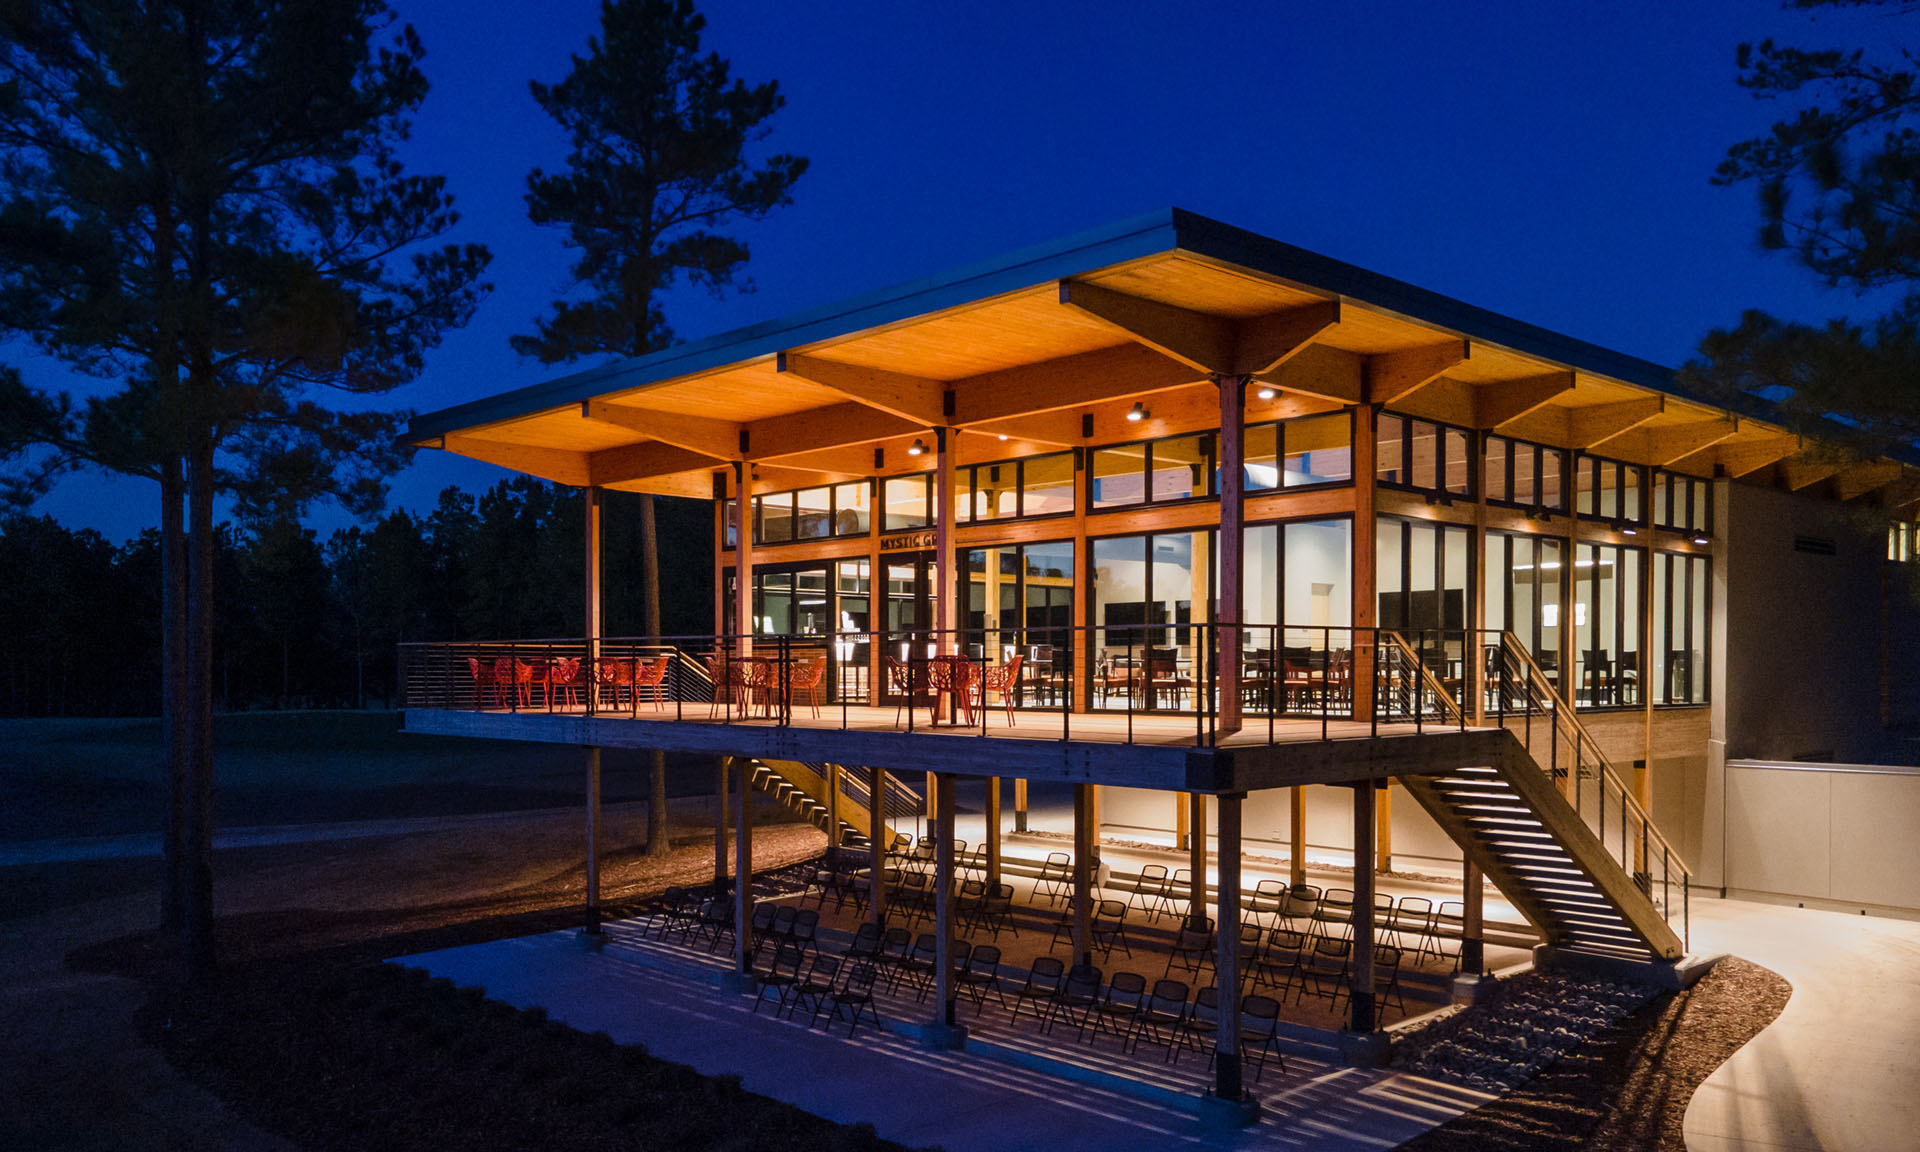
left=880, top=531, right=937, bottom=553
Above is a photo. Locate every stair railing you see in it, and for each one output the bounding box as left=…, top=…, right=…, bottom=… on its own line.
left=1373, top=630, right=1468, bottom=729
left=1488, top=632, right=1690, bottom=948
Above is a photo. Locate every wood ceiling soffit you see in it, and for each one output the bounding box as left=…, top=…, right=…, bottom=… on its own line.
left=1058, top=280, right=1340, bottom=378
left=951, top=342, right=1200, bottom=425
left=603, top=472, right=716, bottom=500
left=777, top=352, right=945, bottom=425
left=749, top=402, right=922, bottom=460
left=1058, top=278, right=1235, bottom=373
left=1256, top=343, right=1362, bottom=405
left=1781, top=453, right=1844, bottom=492
left=1609, top=417, right=1740, bottom=467
left=1834, top=460, right=1904, bottom=501
left=1363, top=340, right=1471, bottom=406
left=445, top=434, right=590, bottom=487
left=1479, top=372, right=1575, bottom=428
left=1569, top=396, right=1666, bottom=448
left=1712, top=434, right=1802, bottom=479
left=745, top=463, right=862, bottom=493
left=581, top=400, right=742, bottom=460
left=587, top=441, right=723, bottom=487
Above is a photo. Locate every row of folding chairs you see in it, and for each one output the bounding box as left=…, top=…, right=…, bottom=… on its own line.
left=1160, top=919, right=1409, bottom=1020
left=751, top=946, right=885, bottom=1037
left=1008, top=960, right=1286, bottom=1081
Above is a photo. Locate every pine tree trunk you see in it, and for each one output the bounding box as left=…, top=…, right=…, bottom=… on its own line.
left=643, top=495, right=669, bottom=857
left=160, top=462, right=188, bottom=940
left=183, top=435, right=217, bottom=983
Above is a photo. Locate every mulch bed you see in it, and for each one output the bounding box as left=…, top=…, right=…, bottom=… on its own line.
left=1391, top=956, right=1790, bottom=1152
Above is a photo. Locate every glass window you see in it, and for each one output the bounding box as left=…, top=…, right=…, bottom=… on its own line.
left=724, top=498, right=738, bottom=549
left=1487, top=532, right=1564, bottom=681
left=1410, top=420, right=1440, bottom=490
left=1653, top=552, right=1710, bottom=703
left=1376, top=413, right=1407, bottom=485
left=1022, top=452, right=1076, bottom=516
left=1283, top=412, right=1352, bottom=486
left=1444, top=427, right=1472, bottom=497
left=1540, top=448, right=1565, bottom=510
left=759, top=492, right=794, bottom=543
left=1091, top=444, right=1147, bottom=509
left=795, top=487, right=832, bottom=539
left=1150, top=435, right=1210, bottom=502
left=1573, top=542, right=1643, bottom=707
left=1486, top=436, right=1509, bottom=503
left=1245, top=423, right=1280, bottom=492
left=1091, top=531, right=1203, bottom=708
left=835, top=482, right=870, bottom=536
left=882, top=475, right=931, bottom=531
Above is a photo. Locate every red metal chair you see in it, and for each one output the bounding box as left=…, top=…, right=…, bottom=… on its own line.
left=633, top=653, right=670, bottom=712
left=980, top=653, right=1024, bottom=727
left=517, top=658, right=551, bottom=708
left=886, top=655, right=926, bottom=725
left=491, top=657, right=518, bottom=707
left=467, top=656, right=501, bottom=708
left=596, top=656, right=633, bottom=706
left=927, top=655, right=977, bottom=727
left=551, top=657, right=584, bottom=707
left=787, top=656, right=825, bottom=718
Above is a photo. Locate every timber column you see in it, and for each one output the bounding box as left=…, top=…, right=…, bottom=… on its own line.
left=925, top=772, right=966, bottom=1048
left=733, top=460, right=754, bottom=660
left=583, top=484, right=603, bottom=935
left=1215, top=374, right=1248, bottom=735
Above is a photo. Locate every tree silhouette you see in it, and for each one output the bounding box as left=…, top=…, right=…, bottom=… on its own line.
left=0, top=1, right=491, bottom=982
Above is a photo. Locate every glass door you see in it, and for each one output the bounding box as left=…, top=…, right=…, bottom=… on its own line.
left=882, top=552, right=937, bottom=703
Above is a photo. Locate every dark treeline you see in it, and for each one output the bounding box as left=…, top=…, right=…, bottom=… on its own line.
left=0, top=478, right=711, bottom=717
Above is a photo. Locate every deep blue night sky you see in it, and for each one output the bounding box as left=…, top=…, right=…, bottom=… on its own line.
left=17, top=0, right=1912, bottom=540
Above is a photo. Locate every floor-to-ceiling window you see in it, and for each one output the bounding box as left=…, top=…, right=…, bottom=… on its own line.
left=1377, top=516, right=1472, bottom=689
left=1090, top=531, right=1207, bottom=710
left=1573, top=542, right=1642, bottom=706
left=1243, top=518, right=1353, bottom=713
left=962, top=539, right=1075, bottom=707
left=1485, top=531, right=1565, bottom=688
left=1652, top=551, right=1709, bottom=704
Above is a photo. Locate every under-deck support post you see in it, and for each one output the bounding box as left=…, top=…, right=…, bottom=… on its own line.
left=868, top=763, right=887, bottom=927
left=1377, top=784, right=1393, bottom=874
left=1289, top=786, right=1306, bottom=887
left=927, top=771, right=965, bottom=1047
left=1176, top=793, right=1191, bottom=850
left=1462, top=858, right=1485, bottom=976
left=733, top=755, right=753, bottom=979
left=1187, top=791, right=1207, bottom=928
left=1072, top=783, right=1093, bottom=964
left=584, top=746, right=601, bottom=934
left=1351, top=781, right=1378, bottom=1035
left=1014, top=777, right=1028, bottom=832
left=985, top=776, right=1002, bottom=887
left=825, top=763, right=841, bottom=860
left=714, top=756, right=729, bottom=888
left=1213, top=791, right=1245, bottom=1101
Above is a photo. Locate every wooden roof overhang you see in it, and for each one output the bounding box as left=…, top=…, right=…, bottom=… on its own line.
left=406, top=208, right=1916, bottom=510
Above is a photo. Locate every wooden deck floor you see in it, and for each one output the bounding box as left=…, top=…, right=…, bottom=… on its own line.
left=402, top=702, right=1507, bottom=791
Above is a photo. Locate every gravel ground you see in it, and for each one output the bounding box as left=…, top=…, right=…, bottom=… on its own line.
left=1391, top=956, right=1791, bottom=1152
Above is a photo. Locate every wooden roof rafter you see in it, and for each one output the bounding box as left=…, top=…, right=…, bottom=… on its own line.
left=1056, top=279, right=1341, bottom=376
left=1603, top=416, right=1742, bottom=468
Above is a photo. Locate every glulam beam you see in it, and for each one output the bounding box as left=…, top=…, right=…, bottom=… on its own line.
left=778, top=352, right=946, bottom=425
left=1363, top=341, right=1470, bottom=406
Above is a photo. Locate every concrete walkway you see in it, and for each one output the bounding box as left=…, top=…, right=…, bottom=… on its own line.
left=399, top=922, right=1494, bottom=1152
left=1685, top=897, right=1920, bottom=1152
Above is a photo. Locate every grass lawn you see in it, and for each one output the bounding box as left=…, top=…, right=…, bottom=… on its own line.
left=1, top=711, right=716, bottom=841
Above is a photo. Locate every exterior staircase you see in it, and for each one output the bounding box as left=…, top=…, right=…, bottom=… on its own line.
left=749, top=759, right=923, bottom=852
left=1393, top=631, right=1689, bottom=964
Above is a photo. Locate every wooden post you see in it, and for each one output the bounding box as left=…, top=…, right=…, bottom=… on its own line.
left=933, top=772, right=960, bottom=1038
left=1376, top=785, right=1393, bottom=875
left=1352, top=405, right=1378, bottom=723
left=1090, top=784, right=1102, bottom=867
left=1073, top=783, right=1093, bottom=964
left=733, top=461, right=754, bottom=659
left=868, top=763, right=887, bottom=928
left=925, top=769, right=938, bottom=823
left=714, top=756, right=729, bottom=888
left=1214, top=791, right=1245, bottom=1101
left=935, top=427, right=956, bottom=658
left=1176, top=793, right=1191, bottom=850
left=1216, top=374, right=1247, bottom=734
left=733, top=755, right=753, bottom=977
left=583, top=485, right=601, bottom=715
left=1014, top=777, right=1029, bottom=832
left=583, top=486, right=603, bottom=934
left=584, top=746, right=601, bottom=933
left=985, top=776, right=1002, bottom=887
left=826, top=762, right=841, bottom=856
left=1351, top=782, right=1377, bottom=1033
left=1289, top=786, right=1306, bottom=887
left=1188, top=791, right=1207, bottom=928
left=1462, top=857, right=1485, bottom=976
